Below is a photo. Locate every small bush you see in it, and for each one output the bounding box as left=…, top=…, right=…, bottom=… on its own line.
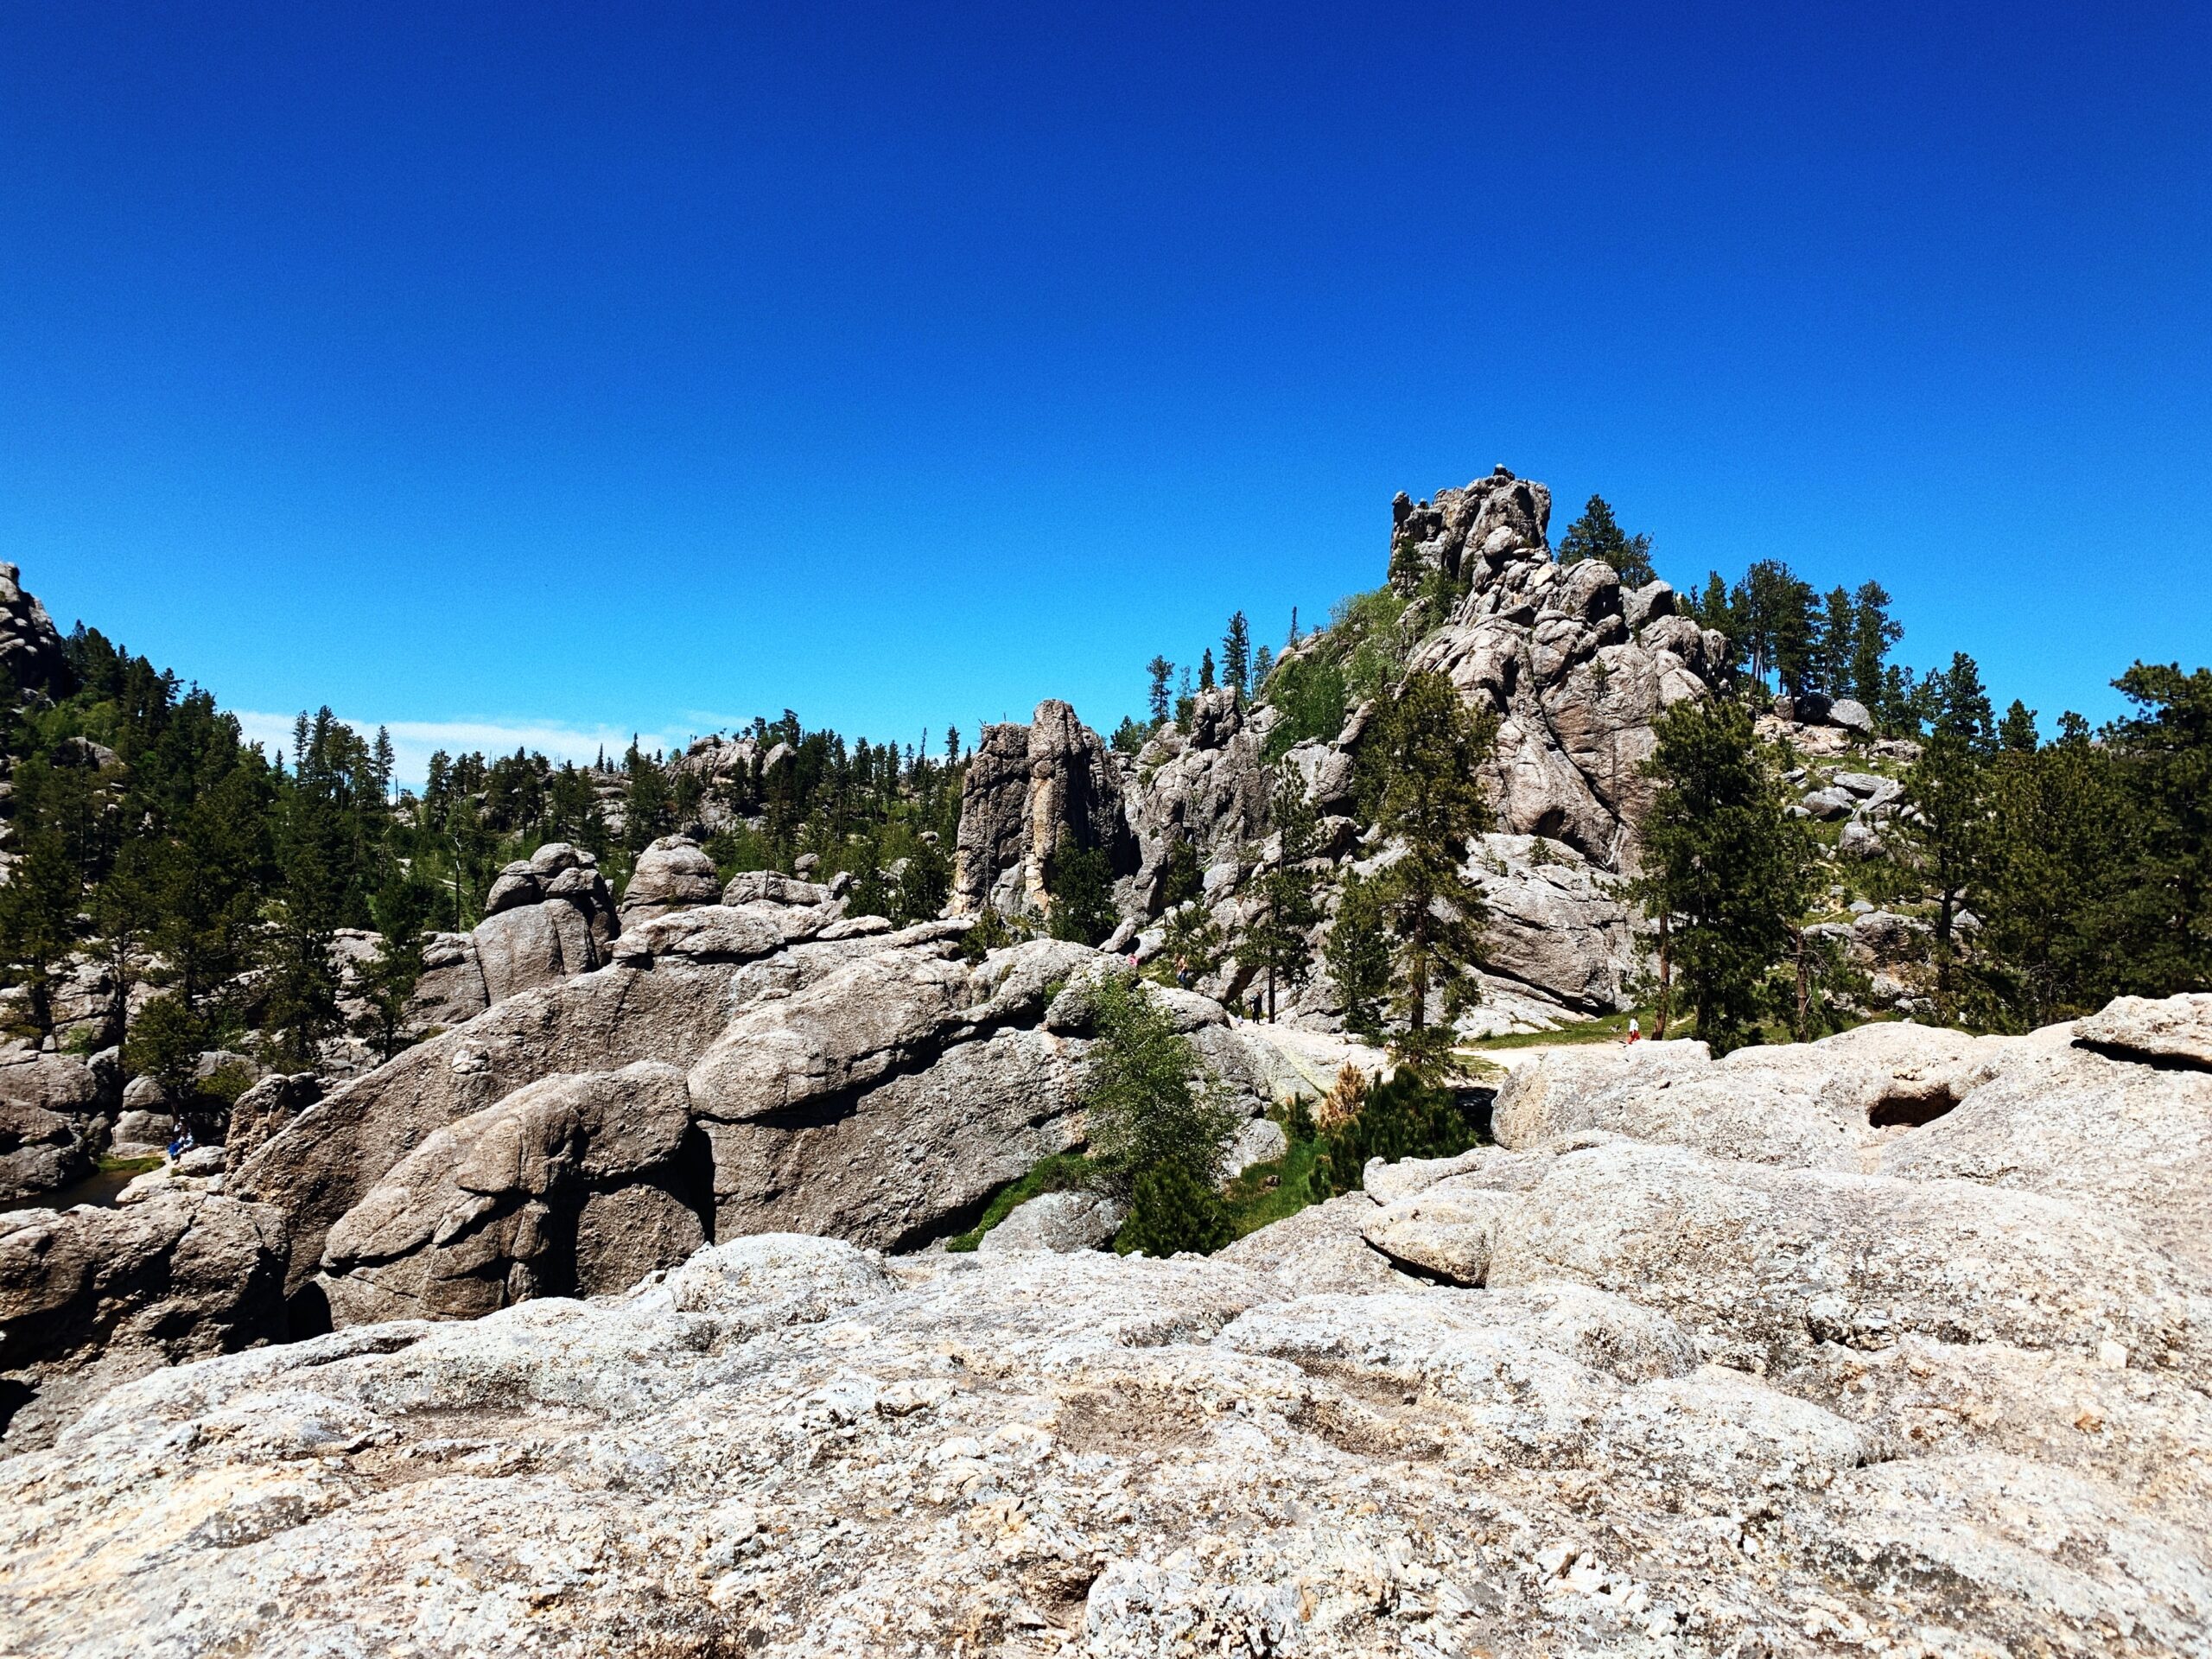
left=1313, top=1071, right=1482, bottom=1197
left=1083, top=976, right=1236, bottom=1201
left=1116, top=1160, right=1234, bottom=1256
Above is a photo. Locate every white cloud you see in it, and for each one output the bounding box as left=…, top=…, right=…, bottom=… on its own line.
left=232, top=711, right=691, bottom=789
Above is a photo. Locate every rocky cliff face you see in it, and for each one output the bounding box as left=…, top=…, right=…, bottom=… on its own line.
left=0, top=562, right=68, bottom=697
left=953, top=699, right=1137, bottom=918
left=1400, top=470, right=1729, bottom=874
left=7, top=996, right=2210, bottom=1657
left=1082, top=467, right=1725, bottom=1026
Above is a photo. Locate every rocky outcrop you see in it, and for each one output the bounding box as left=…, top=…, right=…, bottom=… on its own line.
left=1387, top=465, right=1554, bottom=594
left=396, top=843, right=620, bottom=1031
left=1490, top=1007, right=2212, bottom=1274
left=953, top=700, right=1136, bottom=918
left=619, top=834, right=722, bottom=920
left=1096, top=467, right=1713, bottom=1030
left=0, top=1184, right=288, bottom=1452
left=2076, top=992, right=2212, bottom=1071
left=319, top=1062, right=709, bottom=1326
left=0, top=562, right=68, bottom=696
left=10, top=1168, right=2209, bottom=1656
left=251, top=883, right=1353, bottom=1328
left=0, top=1052, right=108, bottom=1201
left=1402, top=502, right=1723, bottom=873
left=234, top=917, right=770, bottom=1300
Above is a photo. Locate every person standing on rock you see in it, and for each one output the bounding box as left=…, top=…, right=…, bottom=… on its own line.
left=1624, top=1018, right=1641, bottom=1046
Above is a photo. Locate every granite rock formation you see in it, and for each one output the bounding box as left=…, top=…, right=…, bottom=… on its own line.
left=10, top=985, right=2212, bottom=1659
left=954, top=700, right=1138, bottom=919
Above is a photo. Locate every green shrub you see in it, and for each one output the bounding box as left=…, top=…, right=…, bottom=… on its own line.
left=1043, top=844, right=1116, bottom=946
left=1262, top=656, right=1348, bottom=761
left=1083, top=976, right=1235, bottom=1200
left=1314, top=1071, right=1483, bottom=1196
left=1116, top=1160, right=1234, bottom=1256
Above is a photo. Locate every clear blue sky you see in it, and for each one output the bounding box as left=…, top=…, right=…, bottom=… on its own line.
left=3, top=3, right=2207, bottom=779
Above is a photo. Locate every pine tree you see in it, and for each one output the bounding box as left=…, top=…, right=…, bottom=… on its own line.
left=1117, top=1159, right=1234, bottom=1256
left=352, top=871, right=434, bottom=1061
left=1897, top=656, right=1996, bottom=1024
left=1816, top=587, right=1855, bottom=697
left=2107, top=662, right=2212, bottom=994
left=1849, top=582, right=1903, bottom=714
left=1043, top=842, right=1116, bottom=946
left=1559, top=495, right=1656, bottom=588
left=0, top=817, right=79, bottom=1039
left=1222, top=613, right=1251, bottom=702
left=1146, top=657, right=1173, bottom=726
left=1324, top=869, right=1391, bottom=1040
left=1977, top=711, right=2133, bottom=1026
left=621, top=740, right=674, bottom=855
left=1635, top=696, right=1814, bottom=1053
left=1081, top=976, right=1236, bottom=1231
left=1998, top=699, right=2039, bottom=753
left=1252, top=645, right=1273, bottom=692
left=1357, top=671, right=1496, bottom=1069
left=1198, top=650, right=1216, bottom=693
left=1236, top=760, right=1323, bottom=1019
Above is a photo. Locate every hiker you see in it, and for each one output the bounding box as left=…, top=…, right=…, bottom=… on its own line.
left=1624, top=1017, right=1642, bottom=1046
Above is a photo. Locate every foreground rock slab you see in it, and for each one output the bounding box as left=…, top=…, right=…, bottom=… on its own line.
left=3, top=1226, right=2207, bottom=1658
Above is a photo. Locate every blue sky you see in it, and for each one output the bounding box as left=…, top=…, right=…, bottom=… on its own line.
left=3, top=3, right=2207, bottom=780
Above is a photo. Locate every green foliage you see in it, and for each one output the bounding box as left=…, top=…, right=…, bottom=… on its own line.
left=1150, top=900, right=1225, bottom=986
left=942, top=1153, right=1097, bottom=1251
left=351, top=873, right=435, bottom=1062
left=1235, top=760, right=1324, bottom=1018
left=1043, top=843, right=1116, bottom=945
left=1330, top=587, right=1411, bottom=707
left=2107, top=662, right=2212, bottom=993
left=1109, top=716, right=1149, bottom=755
left=1080, top=975, right=1236, bottom=1203
left=1324, top=868, right=1392, bottom=1041
left=958, top=904, right=1032, bottom=962
left=1115, top=1160, right=1234, bottom=1256
left=1159, top=837, right=1203, bottom=908
left=1313, top=1072, right=1483, bottom=1197
left=1260, top=654, right=1347, bottom=762
left=1558, top=494, right=1656, bottom=588
left=1634, top=696, right=1816, bottom=1054
left=1356, top=671, right=1497, bottom=1062
left=1222, top=611, right=1251, bottom=702
left=1146, top=656, right=1173, bottom=726
left=124, top=991, right=205, bottom=1099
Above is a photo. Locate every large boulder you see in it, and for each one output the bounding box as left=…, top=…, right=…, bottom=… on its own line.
left=0, top=1187, right=289, bottom=1452
left=0, top=1052, right=105, bottom=1201
left=618, top=835, right=722, bottom=920
left=318, top=1062, right=709, bottom=1325
left=0, top=1098, right=92, bottom=1203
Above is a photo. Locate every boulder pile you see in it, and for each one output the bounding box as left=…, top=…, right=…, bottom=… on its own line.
left=3, top=995, right=2209, bottom=1656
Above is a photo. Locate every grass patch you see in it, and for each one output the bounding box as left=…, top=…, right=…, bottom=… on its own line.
left=1222, top=1131, right=1331, bottom=1239
left=97, top=1154, right=164, bottom=1174
left=942, top=1153, right=1098, bottom=1252
left=1465, top=1008, right=1652, bottom=1050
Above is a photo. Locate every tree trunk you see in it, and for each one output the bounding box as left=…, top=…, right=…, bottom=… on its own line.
left=1655, top=912, right=1672, bottom=1039
left=1793, top=926, right=1808, bottom=1043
